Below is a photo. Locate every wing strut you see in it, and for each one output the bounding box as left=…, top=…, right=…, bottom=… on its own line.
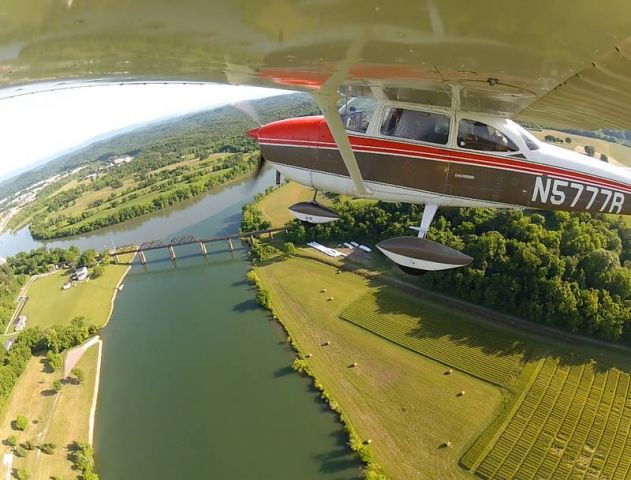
left=313, top=93, right=370, bottom=196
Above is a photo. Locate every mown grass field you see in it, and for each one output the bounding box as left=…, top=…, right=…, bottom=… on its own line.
left=256, top=257, right=503, bottom=480
left=0, top=346, right=98, bottom=480
left=341, top=291, right=527, bottom=387
left=258, top=182, right=315, bottom=227
left=256, top=252, right=631, bottom=480
left=19, top=263, right=129, bottom=330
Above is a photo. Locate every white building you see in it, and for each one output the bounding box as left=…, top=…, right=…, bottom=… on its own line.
left=74, top=266, right=89, bottom=281
left=14, top=315, right=27, bottom=332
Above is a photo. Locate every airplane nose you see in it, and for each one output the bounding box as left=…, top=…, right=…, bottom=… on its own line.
left=246, top=127, right=260, bottom=140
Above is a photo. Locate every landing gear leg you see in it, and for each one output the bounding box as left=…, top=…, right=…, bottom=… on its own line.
left=417, top=204, right=438, bottom=238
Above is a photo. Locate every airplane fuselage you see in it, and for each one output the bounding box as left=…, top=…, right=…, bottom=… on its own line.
left=254, top=105, right=631, bottom=216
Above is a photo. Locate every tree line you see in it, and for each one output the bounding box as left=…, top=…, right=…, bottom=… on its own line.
left=284, top=201, right=631, bottom=344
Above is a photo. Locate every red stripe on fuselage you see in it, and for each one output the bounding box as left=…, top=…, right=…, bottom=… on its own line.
left=259, top=136, right=631, bottom=194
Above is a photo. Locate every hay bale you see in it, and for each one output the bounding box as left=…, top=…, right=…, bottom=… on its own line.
left=364, top=439, right=372, bottom=445
left=305, top=353, right=312, bottom=358
left=327, top=296, right=334, bottom=301
left=350, top=362, right=358, bottom=368
left=443, top=441, right=452, bottom=448
left=444, top=369, right=453, bottom=375
left=457, top=390, right=466, bottom=397
left=322, top=340, right=331, bottom=346
left=321, top=288, right=327, bottom=293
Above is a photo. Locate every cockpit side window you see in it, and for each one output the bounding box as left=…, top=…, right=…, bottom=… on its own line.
left=339, top=96, right=377, bottom=134
left=457, top=119, right=518, bottom=152
left=380, top=107, right=450, bottom=145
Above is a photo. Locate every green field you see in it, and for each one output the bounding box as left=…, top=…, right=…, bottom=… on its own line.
left=257, top=256, right=504, bottom=480
left=467, top=356, right=631, bottom=480
left=258, top=182, right=315, bottom=227
left=0, top=346, right=99, bottom=480
left=256, top=253, right=631, bottom=480
left=19, top=264, right=128, bottom=329
left=341, top=291, right=527, bottom=387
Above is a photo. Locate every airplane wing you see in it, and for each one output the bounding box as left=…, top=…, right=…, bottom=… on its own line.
left=2, top=0, right=631, bottom=130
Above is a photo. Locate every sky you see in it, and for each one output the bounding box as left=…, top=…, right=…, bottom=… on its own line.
left=0, top=83, right=287, bottom=180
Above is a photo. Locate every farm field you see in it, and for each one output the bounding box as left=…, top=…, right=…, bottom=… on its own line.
left=258, top=182, right=315, bottom=227
left=19, top=263, right=128, bottom=330
left=340, top=291, right=527, bottom=387
left=256, top=256, right=505, bottom=480
left=256, top=253, right=631, bottom=480
left=467, top=355, right=631, bottom=480
left=0, top=347, right=98, bottom=480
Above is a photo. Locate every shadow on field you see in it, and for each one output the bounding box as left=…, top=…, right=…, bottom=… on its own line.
left=366, top=286, right=614, bottom=372
left=368, top=286, right=529, bottom=359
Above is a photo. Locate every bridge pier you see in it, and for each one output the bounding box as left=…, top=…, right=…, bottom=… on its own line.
left=112, top=254, right=119, bottom=264
left=139, top=250, right=147, bottom=264
left=168, top=246, right=176, bottom=261
left=199, top=242, right=207, bottom=255
left=227, top=238, right=234, bottom=251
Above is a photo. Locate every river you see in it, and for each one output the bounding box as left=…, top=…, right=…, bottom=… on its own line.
left=0, top=172, right=361, bottom=479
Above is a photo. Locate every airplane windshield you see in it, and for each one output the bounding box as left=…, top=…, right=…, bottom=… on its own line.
left=457, top=119, right=518, bottom=152
left=507, top=120, right=541, bottom=150
left=339, top=96, right=377, bottom=134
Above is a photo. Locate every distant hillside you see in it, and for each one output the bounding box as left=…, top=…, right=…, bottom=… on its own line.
left=0, top=93, right=318, bottom=199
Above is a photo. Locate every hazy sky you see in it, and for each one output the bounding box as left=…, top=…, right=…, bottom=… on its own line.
left=0, top=83, right=287, bottom=180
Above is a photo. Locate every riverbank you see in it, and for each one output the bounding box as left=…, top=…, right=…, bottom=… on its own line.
left=254, top=253, right=631, bottom=480
left=252, top=257, right=504, bottom=479
left=0, top=257, right=132, bottom=480
left=16, top=259, right=132, bottom=331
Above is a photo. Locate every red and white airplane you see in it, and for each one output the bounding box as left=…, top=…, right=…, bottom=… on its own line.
left=248, top=93, right=631, bottom=272
left=3, top=1, right=631, bottom=272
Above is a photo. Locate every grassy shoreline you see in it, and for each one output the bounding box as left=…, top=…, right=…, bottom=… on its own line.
left=246, top=268, right=386, bottom=479
left=0, top=260, right=132, bottom=479
left=251, top=257, right=508, bottom=479
left=18, top=261, right=131, bottom=331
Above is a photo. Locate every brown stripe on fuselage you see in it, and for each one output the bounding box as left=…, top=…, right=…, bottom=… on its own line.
left=261, top=143, right=631, bottom=215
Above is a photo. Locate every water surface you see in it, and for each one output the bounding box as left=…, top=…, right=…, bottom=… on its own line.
left=0, top=173, right=361, bottom=479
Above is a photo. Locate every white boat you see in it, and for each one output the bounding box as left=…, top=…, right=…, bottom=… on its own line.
left=62, top=282, right=71, bottom=290
left=118, top=284, right=124, bottom=291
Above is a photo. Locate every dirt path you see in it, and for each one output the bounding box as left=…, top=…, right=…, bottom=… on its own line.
left=2, top=453, right=12, bottom=480
left=88, top=340, right=103, bottom=446
left=3, top=270, right=58, bottom=335
left=63, top=336, right=100, bottom=378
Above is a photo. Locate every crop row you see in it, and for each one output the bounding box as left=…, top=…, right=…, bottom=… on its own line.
left=474, top=355, right=631, bottom=480
left=340, top=292, right=525, bottom=387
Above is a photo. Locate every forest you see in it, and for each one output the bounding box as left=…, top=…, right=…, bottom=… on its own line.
left=284, top=202, right=631, bottom=344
